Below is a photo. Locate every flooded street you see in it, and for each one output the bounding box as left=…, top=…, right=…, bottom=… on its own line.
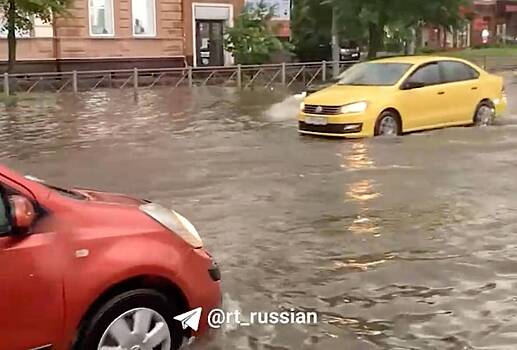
left=2, top=75, right=517, bottom=350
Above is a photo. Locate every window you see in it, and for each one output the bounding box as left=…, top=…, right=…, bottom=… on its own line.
left=0, top=14, right=31, bottom=38
left=132, top=0, right=156, bottom=36
left=440, top=61, right=479, bottom=83
left=33, top=17, right=53, bottom=38
left=0, top=187, right=9, bottom=234
left=89, top=0, right=114, bottom=36
left=407, top=63, right=441, bottom=86
left=337, top=62, right=412, bottom=86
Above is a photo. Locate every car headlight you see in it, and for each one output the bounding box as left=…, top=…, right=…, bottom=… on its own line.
left=341, top=101, right=368, bottom=114
left=140, top=203, right=203, bottom=248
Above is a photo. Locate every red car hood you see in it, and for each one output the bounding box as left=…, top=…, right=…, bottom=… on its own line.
left=74, top=188, right=145, bottom=206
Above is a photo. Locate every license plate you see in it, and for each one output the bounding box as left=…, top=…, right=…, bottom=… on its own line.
left=305, top=117, right=327, bottom=125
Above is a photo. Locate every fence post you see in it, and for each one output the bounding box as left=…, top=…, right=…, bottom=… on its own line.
left=483, top=55, right=487, bottom=70
left=133, top=67, right=138, bottom=98
left=72, top=71, right=78, bottom=94
left=322, top=61, right=327, bottom=82
left=3, top=73, right=9, bottom=96
left=188, top=66, right=193, bottom=88
left=237, top=64, right=242, bottom=89
left=281, top=62, right=286, bottom=85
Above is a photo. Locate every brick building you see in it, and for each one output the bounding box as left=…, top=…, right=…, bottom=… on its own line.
left=470, top=0, right=517, bottom=45
left=423, top=0, right=517, bottom=50
left=0, top=0, right=245, bottom=72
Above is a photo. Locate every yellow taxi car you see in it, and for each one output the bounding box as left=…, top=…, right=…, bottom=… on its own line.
left=298, top=56, right=507, bottom=138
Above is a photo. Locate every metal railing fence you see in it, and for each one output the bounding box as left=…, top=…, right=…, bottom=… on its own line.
left=1, top=56, right=516, bottom=95
left=1, top=61, right=356, bottom=95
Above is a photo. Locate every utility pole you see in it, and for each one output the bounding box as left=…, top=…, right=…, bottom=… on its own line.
left=408, top=27, right=416, bottom=55
left=331, top=4, right=340, bottom=78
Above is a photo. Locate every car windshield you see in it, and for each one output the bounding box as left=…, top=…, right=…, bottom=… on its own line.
left=337, top=62, right=412, bottom=86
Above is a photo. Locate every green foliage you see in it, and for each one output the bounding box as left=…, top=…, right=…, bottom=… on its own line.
left=0, top=0, right=70, bottom=31
left=291, top=0, right=367, bottom=61
left=416, top=47, right=438, bottom=54
left=1, top=0, right=71, bottom=73
left=224, top=2, right=286, bottom=64
left=291, top=0, right=470, bottom=59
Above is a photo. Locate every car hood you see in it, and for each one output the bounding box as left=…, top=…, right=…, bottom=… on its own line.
left=305, top=84, right=390, bottom=106
left=74, top=188, right=146, bottom=206
left=307, top=82, right=333, bottom=94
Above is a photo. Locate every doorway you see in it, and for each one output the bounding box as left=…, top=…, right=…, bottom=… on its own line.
left=196, top=20, right=225, bottom=67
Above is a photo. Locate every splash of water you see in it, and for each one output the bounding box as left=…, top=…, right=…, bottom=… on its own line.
left=263, top=94, right=304, bottom=122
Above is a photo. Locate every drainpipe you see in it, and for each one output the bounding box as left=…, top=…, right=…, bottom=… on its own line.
left=331, top=5, right=339, bottom=78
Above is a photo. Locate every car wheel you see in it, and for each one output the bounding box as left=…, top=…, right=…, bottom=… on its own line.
left=474, top=101, right=495, bottom=126
left=74, top=289, right=184, bottom=350
left=375, top=111, right=401, bottom=137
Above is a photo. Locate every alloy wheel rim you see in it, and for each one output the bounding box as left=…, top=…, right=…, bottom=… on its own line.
left=98, top=307, right=172, bottom=350
left=477, top=105, right=494, bottom=126
left=379, top=116, right=398, bottom=136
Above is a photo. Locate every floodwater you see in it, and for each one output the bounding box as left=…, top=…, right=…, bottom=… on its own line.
left=1, top=75, right=517, bottom=350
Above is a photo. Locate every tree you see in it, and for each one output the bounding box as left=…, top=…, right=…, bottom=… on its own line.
left=291, top=0, right=366, bottom=61
left=291, top=0, right=470, bottom=60
left=224, top=2, right=286, bottom=64
left=0, top=0, right=70, bottom=73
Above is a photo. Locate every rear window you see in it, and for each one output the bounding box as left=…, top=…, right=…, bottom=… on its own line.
left=440, top=61, right=479, bottom=83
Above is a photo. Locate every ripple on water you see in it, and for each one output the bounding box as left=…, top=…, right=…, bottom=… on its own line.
left=2, top=83, right=517, bottom=349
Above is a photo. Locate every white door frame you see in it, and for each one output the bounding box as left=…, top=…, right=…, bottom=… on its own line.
left=192, top=2, right=234, bottom=67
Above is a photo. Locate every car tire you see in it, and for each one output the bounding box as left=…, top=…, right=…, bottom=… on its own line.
left=375, top=111, right=401, bottom=137
left=474, top=101, right=495, bottom=126
left=74, top=288, right=184, bottom=350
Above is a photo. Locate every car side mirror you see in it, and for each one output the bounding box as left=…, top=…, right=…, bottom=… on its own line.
left=402, top=80, right=426, bottom=90
left=8, top=195, right=36, bottom=233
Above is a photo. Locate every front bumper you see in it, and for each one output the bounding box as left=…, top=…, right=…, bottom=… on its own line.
left=298, top=121, right=365, bottom=138
left=298, top=112, right=376, bottom=138
left=178, top=248, right=222, bottom=336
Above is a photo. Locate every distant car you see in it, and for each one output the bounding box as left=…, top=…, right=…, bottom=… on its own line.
left=500, top=35, right=517, bottom=44
left=298, top=56, right=507, bottom=138
left=0, top=164, right=221, bottom=350
left=340, top=41, right=361, bottom=61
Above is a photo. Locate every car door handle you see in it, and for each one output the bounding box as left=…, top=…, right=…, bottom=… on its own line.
left=438, top=91, right=445, bottom=95
left=471, top=87, right=478, bottom=90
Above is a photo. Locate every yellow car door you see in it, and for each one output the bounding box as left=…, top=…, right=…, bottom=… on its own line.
left=438, top=61, right=483, bottom=124
left=396, top=62, right=447, bottom=131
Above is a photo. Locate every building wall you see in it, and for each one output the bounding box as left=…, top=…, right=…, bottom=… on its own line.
left=471, top=2, right=498, bottom=46
left=422, top=0, right=517, bottom=49
left=54, top=0, right=184, bottom=59
left=0, top=0, right=187, bottom=71
left=3, top=39, right=55, bottom=60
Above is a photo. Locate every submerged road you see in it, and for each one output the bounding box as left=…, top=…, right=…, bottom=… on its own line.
left=1, top=74, right=517, bottom=349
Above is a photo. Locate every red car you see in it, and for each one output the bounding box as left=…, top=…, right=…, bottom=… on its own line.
left=0, top=164, right=221, bottom=350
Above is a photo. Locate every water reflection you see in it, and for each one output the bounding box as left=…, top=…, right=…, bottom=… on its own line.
left=342, top=142, right=381, bottom=235
left=340, top=141, right=375, bottom=171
